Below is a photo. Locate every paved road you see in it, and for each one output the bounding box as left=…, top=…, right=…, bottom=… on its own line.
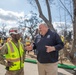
left=0, top=62, right=74, bottom=75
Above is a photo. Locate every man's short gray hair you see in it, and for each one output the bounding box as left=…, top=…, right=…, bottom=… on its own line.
left=39, top=23, right=48, bottom=27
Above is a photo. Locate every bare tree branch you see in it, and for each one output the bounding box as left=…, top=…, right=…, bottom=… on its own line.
left=59, top=0, right=73, bottom=21
left=45, top=0, right=52, bottom=23
left=35, top=0, right=49, bottom=23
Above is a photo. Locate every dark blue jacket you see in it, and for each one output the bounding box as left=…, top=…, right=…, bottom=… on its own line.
left=33, top=29, right=64, bottom=63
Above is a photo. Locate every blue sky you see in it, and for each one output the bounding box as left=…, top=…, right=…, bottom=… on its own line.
left=0, top=0, right=33, bottom=14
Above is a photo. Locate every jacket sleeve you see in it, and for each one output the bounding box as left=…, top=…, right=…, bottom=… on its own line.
left=54, top=33, right=64, bottom=51
left=33, top=43, right=36, bottom=49
left=0, top=44, right=8, bottom=66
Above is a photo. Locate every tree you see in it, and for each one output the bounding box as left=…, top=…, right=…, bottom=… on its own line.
left=57, top=0, right=73, bottom=37
left=24, top=12, right=42, bottom=40
left=0, top=23, right=7, bottom=38
left=27, top=0, right=55, bottom=30
left=69, top=0, right=76, bottom=65
left=59, top=0, right=76, bottom=65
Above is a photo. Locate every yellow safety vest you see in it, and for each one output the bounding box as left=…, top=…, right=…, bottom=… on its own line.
left=5, top=41, right=24, bottom=70
left=0, top=40, right=2, bottom=43
left=61, top=36, right=64, bottom=43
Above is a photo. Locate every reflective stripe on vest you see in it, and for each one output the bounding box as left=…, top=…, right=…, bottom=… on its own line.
left=5, top=41, right=24, bottom=70
left=6, top=56, right=23, bottom=62
left=8, top=42, right=14, bottom=53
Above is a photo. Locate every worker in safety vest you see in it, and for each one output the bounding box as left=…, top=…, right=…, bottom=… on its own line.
left=25, top=36, right=31, bottom=46
left=0, top=27, right=25, bottom=75
left=25, top=36, right=31, bottom=54
left=60, top=35, right=65, bottom=43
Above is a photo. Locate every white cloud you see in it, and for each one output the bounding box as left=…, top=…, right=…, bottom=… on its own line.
left=0, top=8, right=25, bottom=30
left=0, top=8, right=24, bottom=21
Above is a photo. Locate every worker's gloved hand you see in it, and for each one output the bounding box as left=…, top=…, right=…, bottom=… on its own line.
left=5, top=60, right=13, bottom=67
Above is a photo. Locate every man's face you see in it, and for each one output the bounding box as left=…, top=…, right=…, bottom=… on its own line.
left=39, top=24, right=48, bottom=36
left=12, top=33, right=21, bottom=41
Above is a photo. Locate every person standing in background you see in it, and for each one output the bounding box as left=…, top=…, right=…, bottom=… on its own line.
left=25, top=36, right=31, bottom=54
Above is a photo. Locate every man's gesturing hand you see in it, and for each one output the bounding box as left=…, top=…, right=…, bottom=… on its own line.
left=25, top=45, right=33, bottom=51
left=45, top=46, right=55, bottom=53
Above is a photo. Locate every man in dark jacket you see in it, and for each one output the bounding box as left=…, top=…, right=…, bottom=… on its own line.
left=26, top=23, right=64, bottom=75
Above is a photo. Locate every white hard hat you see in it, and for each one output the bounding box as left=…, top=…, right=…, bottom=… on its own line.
left=9, top=27, right=21, bottom=35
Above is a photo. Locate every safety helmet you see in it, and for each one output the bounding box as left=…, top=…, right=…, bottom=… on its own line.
left=9, top=27, right=21, bottom=35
